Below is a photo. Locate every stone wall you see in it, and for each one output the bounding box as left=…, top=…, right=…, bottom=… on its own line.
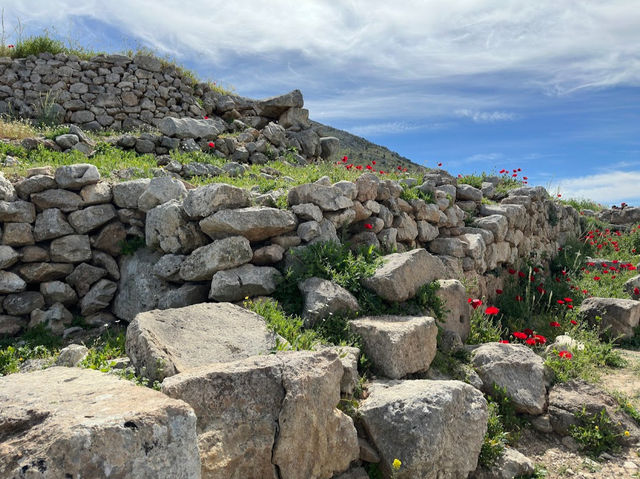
left=0, top=161, right=581, bottom=337
left=0, top=52, right=209, bottom=131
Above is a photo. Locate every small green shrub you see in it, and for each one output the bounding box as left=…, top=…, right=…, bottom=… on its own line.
left=467, top=307, right=505, bottom=344
left=479, top=401, right=509, bottom=468
left=80, top=330, right=127, bottom=371
left=119, top=236, right=146, bottom=256
left=569, top=407, right=621, bottom=457
left=400, top=184, right=435, bottom=203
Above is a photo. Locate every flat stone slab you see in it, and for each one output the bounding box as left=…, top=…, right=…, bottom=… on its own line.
left=0, top=367, right=200, bottom=478
left=126, top=302, right=278, bottom=382
left=580, top=296, right=640, bottom=338
left=162, top=349, right=358, bottom=479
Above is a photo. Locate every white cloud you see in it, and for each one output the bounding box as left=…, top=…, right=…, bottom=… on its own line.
left=349, top=121, right=424, bottom=137
left=556, top=171, right=640, bottom=205
left=455, top=109, right=517, bottom=123
left=464, top=153, right=504, bottom=163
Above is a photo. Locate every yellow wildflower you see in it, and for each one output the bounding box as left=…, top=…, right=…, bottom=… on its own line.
left=625, top=430, right=630, bottom=437
left=392, top=458, right=402, bottom=470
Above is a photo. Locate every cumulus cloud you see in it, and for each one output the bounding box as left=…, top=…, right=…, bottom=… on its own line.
left=556, top=171, right=640, bottom=205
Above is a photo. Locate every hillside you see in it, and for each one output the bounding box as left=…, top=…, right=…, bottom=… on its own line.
left=310, top=120, right=426, bottom=173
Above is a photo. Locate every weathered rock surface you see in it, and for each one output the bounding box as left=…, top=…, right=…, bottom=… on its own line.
left=579, top=296, right=640, bottom=338
left=126, top=302, right=278, bottom=382
left=0, top=367, right=201, bottom=478
left=299, top=277, right=360, bottom=326
left=471, top=342, right=549, bottom=415
left=162, top=349, right=359, bottom=479
left=472, top=448, right=535, bottom=479
left=146, top=199, right=207, bottom=254
left=199, top=206, right=298, bottom=241
left=179, top=236, right=253, bottom=281
left=208, top=264, right=281, bottom=301
left=54, top=163, right=100, bottom=189
left=362, top=248, right=447, bottom=302
left=349, top=315, right=438, bottom=379
left=287, top=183, right=353, bottom=212
left=182, top=183, right=251, bottom=219
left=158, top=116, right=226, bottom=139
left=359, top=379, right=488, bottom=479
left=68, top=204, right=117, bottom=233
left=436, top=279, right=471, bottom=341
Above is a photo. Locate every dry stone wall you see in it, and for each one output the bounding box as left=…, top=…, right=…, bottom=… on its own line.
left=0, top=160, right=581, bottom=337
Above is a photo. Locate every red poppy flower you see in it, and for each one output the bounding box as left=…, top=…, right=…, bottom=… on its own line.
left=204, top=115, right=209, bottom=119
left=557, top=300, right=565, bottom=305
left=356, top=165, right=362, bottom=170
left=523, top=176, right=528, bottom=180
left=438, top=162, right=442, bottom=167
left=468, top=298, right=483, bottom=309
left=515, top=295, right=523, bottom=302
left=485, top=306, right=500, bottom=315
left=536, top=285, right=546, bottom=295
left=499, top=169, right=507, bottom=174
left=372, top=161, right=376, bottom=165
left=512, top=173, right=517, bottom=177
left=513, top=331, right=527, bottom=340
left=567, top=305, right=573, bottom=309
left=499, top=340, right=509, bottom=344
left=397, top=166, right=402, bottom=170
left=518, top=271, right=525, bottom=278
left=7, top=44, right=14, bottom=48
left=533, top=267, right=540, bottom=273
left=550, top=321, right=561, bottom=328
left=496, top=289, right=503, bottom=294
left=525, top=338, right=536, bottom=345
left=557, top=193, right=562, bottom=198
left=364, top=223, right=373, bottom=230
left=523, top=328, right=534, bottom=337
left=570, top=320, right=578, bottom=325
left=379, top=170, right=385, bottom=175
left=508, top=268, right=516, bottom=275
left=558, top=351, right=572, bottom=359
left=634, top=287, right=640, bottom=295
left=343, top=156, right=348, bottom=161
left=208, top=141, right=215, bottom=148
left=593, top=276, right=600, bottom=281
left=366, top=165, right=373, bottom=170
left=564, top=298, right=573, bottom=302
left=534, top=334, right=546, bottom=345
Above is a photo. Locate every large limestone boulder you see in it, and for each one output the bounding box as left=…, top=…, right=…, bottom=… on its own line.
left=199, top=206, right=298, bottom=241
left=471, top=343, right=549, bottom=415
left=182, top=183, right=251, bottom=219
left=579, top=296, right=640, bottom=338
left=359, top=379, right=488, bottom=479
left=162, top=349, right=359, bottom=479
left=179, top=236, right=253, bottom=281
left=299, top=277, right=360, bottom=326
left=0, top=200, right=36, bottom=222
left=0, top=367, right=200, bottom=478
left=68, top=204, right=117, bottom=233
left=208, top=264, right=281, bottom=301
left=362, top=248, right=447, bottom=302
left=137, top=176, right=188, bottom=212
left=126, top=302, right=278, bottom=382
left=349, top=315, right=438, bottom=379
left=436, top=279, right=471, bottom=341
left=256, top=88, right=304, bottom=118
left=33, top=208, right=75, bottom=241
left=158, top=116, right=227, bottom=139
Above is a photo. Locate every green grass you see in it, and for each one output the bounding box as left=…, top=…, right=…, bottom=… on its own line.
left=562, top=197, right=604, bottom=212
left=569, top=407, right=622, bottom=457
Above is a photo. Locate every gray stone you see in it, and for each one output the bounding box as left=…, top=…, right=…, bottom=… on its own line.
left=0, top=245, right=20, bottom=269
left=54, top=163, right=100, bottom=190
left=152, top=254, right=185, bottom=282
left=80, top=182, right=112, bottom=205
left=4, top=291, right=45, bottom=315
left=54, top=133, right=79, bottom=150
left=474, top=215, right=509, bottom=242
left=68, top=204, right=117, bottom=233
left=252, top=244, right=285, bottom=265
left=417, top=220, right=439, bottom=242
left=55, top=344, right=88, bottom=367
left=50, top=234, right=92, bottom=263
left=66, top=262, right=107, bottom=297
left=2, top=222, right=34, bottom=246
left=0, top=367, right=200, bottom=479
left=0, top=172, right=16, bottom=201
left=288, top=182, right=353, bottom=211
left=350, top=315, right=438, bottom=379
left=319, top=136, right=340, bottom=159
left=0, top=200, right=36, bottom=222
left=31, top=189, right=83, bottom=212
left=137, top=176, right=187, bottom=212
left=133, top=53, right=163, bottom=71
left=200, top=206, right=298, bottom=241
left=299, top=277, right=360, bottom=326
left=145, top=199, right=207, bottom=254
left=162, top=349, right=358, bottom=479
left=179, top=236, right=253, bottom=281
left=28, top=303, right=73, bottom=335
left=428, top=237, right=466, bottom=257
left=457, top=184, right=483, bottom=202
left=20, top=245, right=49, bottom=263
left=16, top=263, right=73, bottom=283
left=363, top=248, right=447, bottom=302
left=92, top=222, right=128, bottom=256
left=80, top=279, right=117, bottom=315
left=14, top=174, right=57, bottom=199
left=156, top=283, right=209, bottom=310
left=112, top=178, right=151, bottom=208
left=126, top=302, right=278, bottom=382
left=158, top=116, right=227, bottom=139
left=393, top=212, right=419, bottom=242
left=0, top=315, right=23, bottom=336
left=359, top=379, right=488, bottom=479
left=579, top=296, right=640, bottom=338
left=292, top=202, right=323, bottom=222
left=472, top=342, right=548, bottom=415
left=257, top=89, right=304, bottom=118
left=473, top=448, right=535, bottom=479
left=182, top=183, right=251, bottom=219
left=40, top=281, right=78, bottom=305
left=209, top=264, right=281, bottom=301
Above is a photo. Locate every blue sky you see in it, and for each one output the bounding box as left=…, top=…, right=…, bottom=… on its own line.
left=5, top=1, right=640, bottom=205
